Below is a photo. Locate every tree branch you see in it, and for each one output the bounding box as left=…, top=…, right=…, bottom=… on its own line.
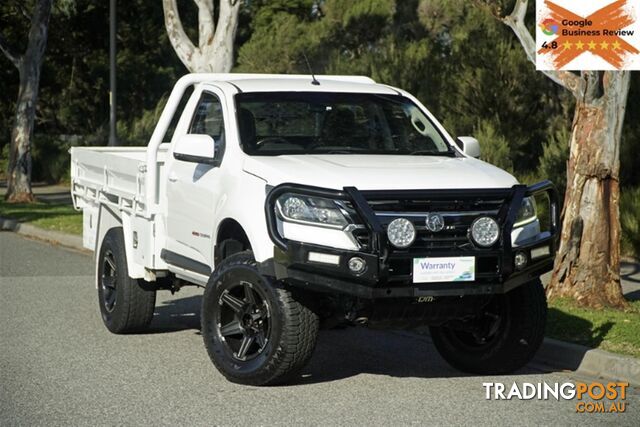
left=501, top=0, right=582, bottom=98
left=208, top=0, right=241, bottom=72
left=194, top=0, right=215, bottom=50
left=25, top=0, right=53, bottom=64
left=0, top=33, right=22, bottom=68
left=162, top=0, right=198, bottom=71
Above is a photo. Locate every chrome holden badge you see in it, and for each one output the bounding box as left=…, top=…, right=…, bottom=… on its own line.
left=425, top=213, right=445, bottom=232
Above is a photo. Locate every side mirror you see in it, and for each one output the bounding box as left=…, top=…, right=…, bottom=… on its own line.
left=173, top=134, right=216, bottom=165
left=456, top=136, right=481, bottom=159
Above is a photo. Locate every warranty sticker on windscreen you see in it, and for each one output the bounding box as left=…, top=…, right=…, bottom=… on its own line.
left=536, top=0, right=640, bottom=70
left=412, top=257, right=475, bottom=283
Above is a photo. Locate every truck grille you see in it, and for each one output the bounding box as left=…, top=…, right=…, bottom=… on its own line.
left=347, top=190, right=511, bottom=284
left=349, top=191, right=509, bottom=254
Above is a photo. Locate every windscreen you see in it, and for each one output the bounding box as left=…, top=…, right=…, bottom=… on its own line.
left=235, top=92, right=455, bottom=156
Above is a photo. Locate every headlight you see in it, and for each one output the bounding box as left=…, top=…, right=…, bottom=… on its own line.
left=387, top=218, right=416, bottom=248
left=276, top=194, right=349, bottom=228
left=514, top=196, right=537, bottom=227
left=470, top=216, right=500, bottom=247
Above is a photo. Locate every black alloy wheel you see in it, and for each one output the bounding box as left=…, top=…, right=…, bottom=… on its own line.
left=101, top=249, right=118, bottom=313
left=201, top=251, right=319, bottom=386
left=216, top=280, right=271, bottom=361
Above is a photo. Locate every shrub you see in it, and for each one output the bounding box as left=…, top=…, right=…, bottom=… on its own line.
left=537, top=127, right=570, bottom=196
left=621, top=186, right=640, bottom=258
left=117, top=96, right=168, bottom=146
left=31, top=135, right=81, bottom=184
left=473, top=119, right=513, bottom=173
left=0, top=144, right=8, bottom=180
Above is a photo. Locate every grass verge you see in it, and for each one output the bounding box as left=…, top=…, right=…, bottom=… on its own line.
left=547, top=297, right=640, bottom=358
left=0, top=200, right=82, bottom=235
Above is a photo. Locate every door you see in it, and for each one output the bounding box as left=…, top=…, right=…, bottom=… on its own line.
left=164, top=87, right=227, bottom=269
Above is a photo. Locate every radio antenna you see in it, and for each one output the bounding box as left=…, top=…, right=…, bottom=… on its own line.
left=302, top=53, right=320, bottom=86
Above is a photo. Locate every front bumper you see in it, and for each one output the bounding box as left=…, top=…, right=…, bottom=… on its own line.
left=260, top=181, right=560, bottom=299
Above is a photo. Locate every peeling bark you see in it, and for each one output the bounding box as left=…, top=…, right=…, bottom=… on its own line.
left=548, top=71, right=630, bottom=308
left=1, top=0, right=53, bottom=203
left=162, top=0, right=241, bottom=73
left=498, top=0, right=630, bottom=308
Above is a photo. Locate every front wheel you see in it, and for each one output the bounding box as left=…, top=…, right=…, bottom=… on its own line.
left=430, top=279, right=547, bottom=374
left=201, top=251, right=319, bottom=386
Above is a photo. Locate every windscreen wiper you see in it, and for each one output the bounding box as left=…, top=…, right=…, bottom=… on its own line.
left=311, top=146, right=369, bottom=154
left=409, top=149, right=457, bottom=157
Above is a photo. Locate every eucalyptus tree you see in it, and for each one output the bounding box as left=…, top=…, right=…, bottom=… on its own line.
left=162, top=0, right=242, bottom=72
left=0, top=0, right=53, bottom=202
left=499, top=0, right=631, bottom=308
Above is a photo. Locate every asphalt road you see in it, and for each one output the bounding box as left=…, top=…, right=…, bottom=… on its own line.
left=1, top=232, right=638, bottom=426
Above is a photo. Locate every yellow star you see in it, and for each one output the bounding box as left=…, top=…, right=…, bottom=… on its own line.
left=562, top=41, right=572, bottom=50
left=575, top=40, right=585, bottom=50
left=600, top=41, right=609, bottom=49
left=612, top=40, right=621, bottom=50
left=588, top=40, right=597, bottom=50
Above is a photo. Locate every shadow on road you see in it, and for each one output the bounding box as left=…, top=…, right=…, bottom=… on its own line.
left=36, top=191, right=73, bottom=204
left=149, top=295, right=202, bottom=333
left=148, top=293, right=547, bottom=384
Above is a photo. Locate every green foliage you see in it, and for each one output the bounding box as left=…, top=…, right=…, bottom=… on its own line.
left=117, top=96, right=168, bottom=146
left=620, top=77, right=640, bottom=188
left=621, top=186, right=640, bottom=258
left=31, top=135, right=72, bottom=184
left=473, top=119, right=513, bottom=172
left=237, top=12, right=318, bottom=73
left=0, top=144, right=8, bottom=180
left=537, top=126, right=570, bottom=195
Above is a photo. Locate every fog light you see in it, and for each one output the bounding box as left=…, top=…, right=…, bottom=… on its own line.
left=470, top=216, right=500, bottom=247
left=348, top=257, right=367, bottom=274
left=387, top=218, right=416, bottom=248
left=514, top=251, right=528, bottom=270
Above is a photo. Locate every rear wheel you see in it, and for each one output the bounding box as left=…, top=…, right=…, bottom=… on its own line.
left=97, top=228, right=156, bottom=333
left=201, top=251, right=319, bottom=386
left=430, top=279, right=547, bottom=374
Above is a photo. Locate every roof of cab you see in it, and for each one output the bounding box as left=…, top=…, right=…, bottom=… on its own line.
left=196, top=73, right=399, bottom=94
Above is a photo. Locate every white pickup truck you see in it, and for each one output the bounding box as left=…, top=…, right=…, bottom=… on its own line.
left=71, top=73, right=559, bottom=386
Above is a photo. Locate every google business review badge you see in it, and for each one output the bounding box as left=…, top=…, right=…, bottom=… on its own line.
left=536, top=0, right=640, bottom=70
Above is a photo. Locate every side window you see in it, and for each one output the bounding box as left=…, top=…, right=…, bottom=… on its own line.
left=163, top=86, right=194, bottom=143
left=189, top=92, right=225, bottom=161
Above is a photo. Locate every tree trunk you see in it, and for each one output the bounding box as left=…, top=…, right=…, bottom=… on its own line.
left=547, top=71, right=631, bottom=309
left=162, top=0, right=241, bottom=73
left=497, top=0, right=630, bottom=309
left=2, top=0, right=53, bottom=203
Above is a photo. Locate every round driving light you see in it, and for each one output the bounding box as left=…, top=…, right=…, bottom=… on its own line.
left=348, top=257, right=367, bottom=274
left=514, top=251, right=528, bottom=270
left=470, top=216, right=500, bottom=247
left=387, top=218, right=416, bottom=248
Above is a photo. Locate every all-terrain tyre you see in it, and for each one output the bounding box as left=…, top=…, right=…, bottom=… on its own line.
left=201, top=251, right=319, bottom=386
left=97, top=227, right=156, bottom=333
left=430, top=279, right=547, bottom=374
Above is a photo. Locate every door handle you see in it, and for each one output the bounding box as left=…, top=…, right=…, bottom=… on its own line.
left=168, top=173, right=179, bottom=183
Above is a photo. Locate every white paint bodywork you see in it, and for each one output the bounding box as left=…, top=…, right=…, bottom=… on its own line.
left=70, top=73, right=538, bottom=284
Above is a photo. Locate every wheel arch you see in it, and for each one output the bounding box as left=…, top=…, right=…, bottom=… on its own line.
left=215, top=218, right=252, bottom=265
left=94, top=204, right=146, bottom=288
